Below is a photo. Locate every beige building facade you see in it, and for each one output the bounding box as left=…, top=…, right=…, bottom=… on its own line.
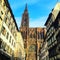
left=14, top=31, right=25, bottom=60
left=0, top=0, right=25, bottom=60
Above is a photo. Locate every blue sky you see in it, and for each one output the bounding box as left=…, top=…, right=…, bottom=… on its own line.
left=8, top=0, right=59, bottom=28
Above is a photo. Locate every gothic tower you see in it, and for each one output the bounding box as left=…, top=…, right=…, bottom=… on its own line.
left=20, top=4, right=46, bottom=60
left=21, top=4, right=29, bottom=28
left=20, top=4, right=29, bottom=54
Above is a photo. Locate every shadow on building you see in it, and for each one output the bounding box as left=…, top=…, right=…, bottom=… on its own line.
left=0, top=49, right=11, bottom=60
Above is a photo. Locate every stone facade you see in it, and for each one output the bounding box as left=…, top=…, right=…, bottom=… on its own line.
left=20, top=4, right=46, bottom=60
left=0, top=0, right=25, bottom=60
left=0, top=0, right=18, bottom=60
left=45, top=3, right=60, bottom=60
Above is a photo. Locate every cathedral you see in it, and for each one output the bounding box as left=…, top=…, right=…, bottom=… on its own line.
left=20, top=4, right=46, bottom=60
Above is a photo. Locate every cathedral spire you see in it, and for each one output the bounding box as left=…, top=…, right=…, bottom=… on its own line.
left=20, top=4, right=29, bottom=47
left=20, top=4, right=29, bottom=28
left=24, top=3, right=28, bottom=12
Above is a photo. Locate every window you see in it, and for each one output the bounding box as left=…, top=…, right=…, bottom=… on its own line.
left=0, top=16, right=2, bottom=20
left=48, top=40, right=51, bottom=46
left=14, top=42, right=15, bottom=47
left=5, top=17, right=7, bottom=23
left=1, top=11, right=3, bottom=15
left=9, top=36, right=11, bottom=43
left=6, top=32, right=9, bottom=39
left=12, top=40, right=13, bottom=45
left=5, top=17, right=9, bottom=26
left=8, top=22, right=10, bottom=28
left=51, top=37, right=54, bottom=43
left=54, top=35, right=56, bottom=40
left=41, top=32, right=44, bottom=39
left=2, top=26, right=6, bottom=36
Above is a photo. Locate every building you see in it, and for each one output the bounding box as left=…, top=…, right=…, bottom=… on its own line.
left=20, top=4, right=46, bottom=60
left=39, top=41, right=49, bottom=60
left=45, top=3, right=60, bottom=60
left=39, top=29, right=49, bottom=60
left=0, top=0, right=24, bottom=60
left=14, top=31, right=25, bottom=60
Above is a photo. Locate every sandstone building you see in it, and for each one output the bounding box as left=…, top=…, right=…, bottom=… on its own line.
left=20, top=5, right=46, bottom=60
left=0, top=0, right=25, bottom=60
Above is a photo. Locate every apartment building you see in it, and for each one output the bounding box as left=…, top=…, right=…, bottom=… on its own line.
left=45, top=3, right=60, bottom=60
left=0, top=0, right=18, bottom=60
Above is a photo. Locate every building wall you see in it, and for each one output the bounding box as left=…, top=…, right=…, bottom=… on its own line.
left=20, top=25, right=46, bottom=60
left=45, top=3, right=60, bottom=60
left=28, top=28, right=37, bottom=60
left=14, top=31, right=25, bottom=60
left=0, top=0, right=18, bottom=59
left=39, top=42, right=49, bottom=60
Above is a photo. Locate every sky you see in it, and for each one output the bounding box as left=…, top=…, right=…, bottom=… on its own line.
left=8, top=0, right=59, bottom=28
